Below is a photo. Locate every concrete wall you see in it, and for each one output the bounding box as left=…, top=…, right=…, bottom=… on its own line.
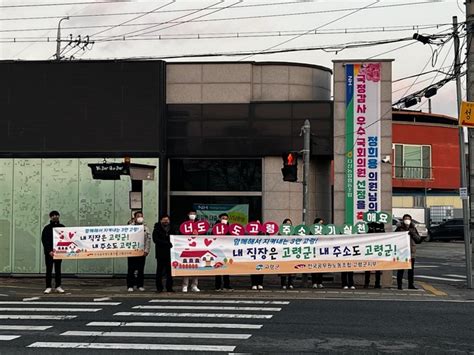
left=262, top=157, right=331, bottom=225
left=167, top=62, right=331, bottom=104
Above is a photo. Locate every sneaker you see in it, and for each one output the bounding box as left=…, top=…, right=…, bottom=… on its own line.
left=257, top=285, right=264, bottom=290
left=318, top=284, right=324, bottom=289
left=251, top=285, right=257, bottom=290
left=55, top=286, right=65, bottom=294
left=44, top=288, right=52, bottom=294
left=282, top=285, right=287, bottom=290
left=191, top=286, right=200, bottom=292
left=397, top=285, right=403, bottom=290
left=138, top=287, right=146, bottom=292
left=350, top=286, right=356, bottom=290
left=312, top=283, right=318, bottom=289
left=343, top=286, right=349, bottom=290
left=127, top=287, right=134, bottom=292
left=408, top=285, right=418, bottom=290
left=288, top=285, right=294, bottom=289
left=182, top=286, right=188, bottom=293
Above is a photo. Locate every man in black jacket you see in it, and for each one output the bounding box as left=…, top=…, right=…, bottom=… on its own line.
left=153, top=214, right=175, bottom=292
left=41, top=210, right=65, bottom=294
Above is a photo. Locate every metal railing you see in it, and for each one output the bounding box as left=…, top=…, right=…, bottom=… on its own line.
left=393, top=165, right=432, bottom=179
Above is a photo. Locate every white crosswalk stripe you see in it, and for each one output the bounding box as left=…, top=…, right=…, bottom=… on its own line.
left=0, top=315, right=77, bottom=320
left=133, top=305, right=282, bottom=311
left=149, top=299, right=289, bottom=305
left=0, top=301, right=120, bottom=306
left=0, top=335, right=21, bottom=341
left=415, top=275, right=465, bottom=282
left=86, top=321, right=263, bottom=329
left=114, top=311, right=274, bottom=319
left=0, top=325, right=52, bottom=330
left=0, top=307, right=101, bottom=312
left=61, top=330, right=252, bottom=340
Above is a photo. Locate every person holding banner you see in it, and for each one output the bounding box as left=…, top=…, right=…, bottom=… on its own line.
left=214, top=213, right=233, bottom=291
left=280, top=218, right=294, bottom=290
left=311, top=217, right=325, bottom=289
left=396, top=214, right=421, bottom=290
left=41, top=210, right=65, bottom=294
left=364, top=222, right=383, bottom=289
left=153, top=214, right=175, bottom=293
left=126, top=211, right=151, bottom=292
left=182, top=210, right=201, bottom=293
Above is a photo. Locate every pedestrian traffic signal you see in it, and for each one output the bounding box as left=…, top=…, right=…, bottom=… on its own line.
left=281, top=152, right=298, bottom=182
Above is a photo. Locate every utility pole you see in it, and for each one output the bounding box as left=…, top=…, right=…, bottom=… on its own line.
left=55, top=16, right=69, bottom=61
left=457, top=11, right=473, bottom=288
left=302, top=120, right=310, bottom=224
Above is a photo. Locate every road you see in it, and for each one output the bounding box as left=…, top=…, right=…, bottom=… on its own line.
left=0, top=296, right=473, bottom=354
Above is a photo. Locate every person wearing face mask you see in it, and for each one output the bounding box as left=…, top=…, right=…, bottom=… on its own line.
left=312, top=217, right=325, bottom=289
left=153, top=214, right=175, bottom=292
left=126, top=211, right=151, bottom=292
left=182, top=210, right=200, bottom=293
left=396, top=214, right=421, bottom=290
left=41, top=210, right=65, bottom=294
left=215, top=213, right=233, bottom=291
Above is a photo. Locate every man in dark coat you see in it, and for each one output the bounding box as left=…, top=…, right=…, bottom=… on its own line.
left=396, top=214, right=422, bottom=290
left=41, top=210, right=65, bottom=294
left=153, top=214, right=175, bottom=292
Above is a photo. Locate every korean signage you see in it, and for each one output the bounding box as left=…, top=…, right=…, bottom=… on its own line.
left=53, top=225, right=145, bottom=259
left=459, top=100, right=474, bottom=127
left=170, top=232, right=411, bottom=276
left=193, top=204, right=250, bottom=225
left=345, top=62, right=382, bottom=224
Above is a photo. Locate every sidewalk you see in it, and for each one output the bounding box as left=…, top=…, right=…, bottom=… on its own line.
left=2, top=275, right=472, bottom=301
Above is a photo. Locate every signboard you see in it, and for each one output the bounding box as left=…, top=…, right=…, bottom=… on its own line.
left=53, top=225, right=145, bottom=259
left=460, top=187, right=469, bottom=200
left=170, top=232, right=411, bottom=276
left=193, top=204, right=249, bottom=225
left=459, top=100, right=474, bottom=127
left=345, top=62, right=382, bottom=225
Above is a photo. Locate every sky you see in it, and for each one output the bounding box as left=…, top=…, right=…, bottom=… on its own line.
left=0, top=0, right=467, bottom=118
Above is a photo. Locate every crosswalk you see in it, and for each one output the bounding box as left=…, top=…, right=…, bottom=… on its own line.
left=0, top=297, right=290, bottom=352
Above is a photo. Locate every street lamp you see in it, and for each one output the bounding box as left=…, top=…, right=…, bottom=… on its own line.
left=55, top=16, right=69, bottom=61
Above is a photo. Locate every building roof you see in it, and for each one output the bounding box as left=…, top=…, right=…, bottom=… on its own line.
left=392, top=109, right=457, bottom=126
left=56, top=241, right=76, bottom=247
left=180, top=250, right=217, bottom=258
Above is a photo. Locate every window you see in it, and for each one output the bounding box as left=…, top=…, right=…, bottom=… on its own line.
left=394, top=144, right=431, bottom=179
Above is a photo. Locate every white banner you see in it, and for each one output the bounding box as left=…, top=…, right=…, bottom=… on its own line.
left=53, top=225, right=145, bottom=259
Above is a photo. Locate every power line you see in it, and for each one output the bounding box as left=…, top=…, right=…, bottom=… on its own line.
left=0, top=1, right=441, bottom=22
left=238, top=0, right=381, bottom=61
left=393, top=65, right=454, bottom=83
left=0, top=1, right=134, bottom=8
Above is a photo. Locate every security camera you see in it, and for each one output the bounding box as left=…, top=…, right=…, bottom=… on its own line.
left=381, top=155, right=391, bottom=164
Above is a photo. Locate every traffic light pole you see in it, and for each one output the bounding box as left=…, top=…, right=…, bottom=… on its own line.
left=302, top=119, right=311, bottom=224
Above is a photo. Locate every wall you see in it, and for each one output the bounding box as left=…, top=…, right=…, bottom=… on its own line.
left=0, top=157, right=159, bottom=274
left=392, top=123, right=460, bottom=189
left=166, top=62, right=332, bottom=104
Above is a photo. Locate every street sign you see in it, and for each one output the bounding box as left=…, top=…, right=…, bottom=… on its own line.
left=459, top=101, right=474, bottom=127
left=460, top=187, right=469, bottom=200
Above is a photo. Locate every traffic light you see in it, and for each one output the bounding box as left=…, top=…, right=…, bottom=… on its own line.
left=281, top=152, right=298, bottom=182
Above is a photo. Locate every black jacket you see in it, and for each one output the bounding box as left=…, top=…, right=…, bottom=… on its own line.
left=395, top=223, right=421, bottom=257
left=41, top=221, right=65, bottom=255
left=152, top=222, right=176, bottom=259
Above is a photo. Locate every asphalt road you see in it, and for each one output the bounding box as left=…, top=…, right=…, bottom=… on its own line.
left=414, top=240, right=472, bottom=286
left=0, top=296, right=473, bottom=354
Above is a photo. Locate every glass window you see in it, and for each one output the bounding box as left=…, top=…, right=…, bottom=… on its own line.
left=393, top=144, right=431, bottom=179
left=170, top=159, right=262, bottom=191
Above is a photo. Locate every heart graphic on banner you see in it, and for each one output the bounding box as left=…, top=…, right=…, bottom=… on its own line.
left=68, top=232, right=75, bottom=239
left=189, top=241, right=197, bottom=247
left=204, top=238, right=213, bottom=247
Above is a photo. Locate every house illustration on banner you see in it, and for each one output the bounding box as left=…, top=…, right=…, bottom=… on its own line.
left=55, top=241, right=79, bottom=253
left=180, top=250, right=217, bottom=268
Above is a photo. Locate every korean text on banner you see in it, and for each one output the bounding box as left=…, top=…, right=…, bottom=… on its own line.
left=53, top=225, right=145, bottom=259
left=345, top=63, right=381, bottom=225
left=170, top=232, right=411, bottom=276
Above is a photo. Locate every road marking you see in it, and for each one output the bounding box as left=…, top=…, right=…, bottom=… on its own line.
left=22, top=297, right=40, bottom=302
left=0, top=335, right=20, bottom=341
left=0, top=294, right=7, bottom=297
left=94, top=297, right=111, bottom=302
left=0, top=307, right=101, bottom=312
left=0, top=301, right=119, bottom=306
left=86, top=321, right=262, bottom=329
left=0, top=315, right=77, bottom=320
left=114, top=312, right=273, bottom=319
left=415, top=275, right=465, bottom=282
left=149, top=299, right=289, bottom=305
left=417, top=281, right=448, bottom=296
left=290, top=297, right=474, bottom=303
left=443, top=274, right=467, bottom=279
left=0, top=325, right=52, bottom=330
left=28, top=342, right=236, bottom=352
left=416, top=265, right=439, bottom=268
left=61, top=330, right=251, bottom=340
left=134, top=305, right=281, bottom=312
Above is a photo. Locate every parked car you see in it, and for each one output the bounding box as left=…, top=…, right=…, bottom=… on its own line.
left=427, top=218, right=464, bottom=242
left=392, top=217, right=428, bottom=240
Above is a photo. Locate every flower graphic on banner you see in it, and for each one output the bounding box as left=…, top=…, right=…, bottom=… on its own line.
left=362, top=63, right=381, bottom=82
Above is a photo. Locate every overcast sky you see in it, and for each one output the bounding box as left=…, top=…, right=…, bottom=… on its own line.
left=0, top=0, right=467, bottom=117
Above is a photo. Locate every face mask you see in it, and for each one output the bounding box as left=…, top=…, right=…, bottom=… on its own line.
left=403, top=219, right=411, bottom=226
left=136, top=217, right=144, bottom=224
left=161, top=222, right=169, bottom=226
left=221, top=219, right=228, bottom=225
left=189, top=214, right=196, bottom=221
